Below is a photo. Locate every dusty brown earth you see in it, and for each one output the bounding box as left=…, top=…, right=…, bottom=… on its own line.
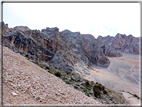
left=2, top=46, right=101, bottom=105
left=88, top=51, right=141, bottom=105
left=121, top=92, right=140, bottom=105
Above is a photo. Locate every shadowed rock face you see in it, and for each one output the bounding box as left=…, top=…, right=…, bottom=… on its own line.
left=2, top=22, right=110, bottom=76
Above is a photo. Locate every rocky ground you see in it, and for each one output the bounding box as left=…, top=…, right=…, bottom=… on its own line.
left=1, top=22, right=141, bottom=106
left=121, top=91, right=140, bottom=105
left=88, top=51, right=141, bottom=105
left=2, top=46, right=101, bottom=105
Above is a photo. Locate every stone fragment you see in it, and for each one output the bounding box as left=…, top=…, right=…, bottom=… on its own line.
left=11, top=92, right=18, bottom=96
left=26, top=86, right=30, bottom=90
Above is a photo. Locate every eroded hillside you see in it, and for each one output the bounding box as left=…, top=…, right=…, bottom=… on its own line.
left=1, top=22, right=140, bottom=105
left=3, top=46, right=101, bottom=105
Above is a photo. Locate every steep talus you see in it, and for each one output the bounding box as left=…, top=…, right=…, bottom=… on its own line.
left=2, top=46, right=101, bottom=105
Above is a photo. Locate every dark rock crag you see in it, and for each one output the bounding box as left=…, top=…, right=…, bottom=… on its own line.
left=2, top=22, right=110, bottom=76
left=1, top=22, right=140, bottom=76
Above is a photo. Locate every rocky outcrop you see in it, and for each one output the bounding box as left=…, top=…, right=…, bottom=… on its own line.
left=0, top=22, right=9, bottom=34
left=113, top=33, right=139, bottom=54
left=2, top=22, right=110, bottom=76
left=97, top=34, right=140, bottom=55
left=12, top=26, right=30, bottom=32
left=0, top=22, right=30, bottom=34
left=2, top=22, right=139, bottom=76
left=97, top=36, right=122, bottom=57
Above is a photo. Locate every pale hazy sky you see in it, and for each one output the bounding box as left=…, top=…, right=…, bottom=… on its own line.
left=3, top=3, right=140, bottom=38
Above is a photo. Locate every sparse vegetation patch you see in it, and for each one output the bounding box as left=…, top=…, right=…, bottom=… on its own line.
left=31, top=61, right=128, bottom=104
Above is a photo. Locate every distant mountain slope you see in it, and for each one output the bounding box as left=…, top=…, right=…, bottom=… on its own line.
left=3, top=46, right=101, bottom=105
left=97, top=33, right=139, bottom=55
left=88, top=51, right=140, bottom=101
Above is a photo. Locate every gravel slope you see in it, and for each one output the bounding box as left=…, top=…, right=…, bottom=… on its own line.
left=89, top=51, right=140, bottom=105
left=2, top=46, right=101, bottom=105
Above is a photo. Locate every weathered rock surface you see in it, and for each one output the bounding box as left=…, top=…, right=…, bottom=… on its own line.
left=0, top=22, right=30, bottom=34
left=2, top=22, right=140, bottom=76
left=2, top=22, right=110, bottom=76
left=97, top=34, right=140, bottom=56
left=0, top=22, right=9, bottom=34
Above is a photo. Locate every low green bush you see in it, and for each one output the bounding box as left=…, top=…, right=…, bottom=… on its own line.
left=85, top=80, right=90, bottom=86
left=133, top=94, right=139, bottom=99
left=93, top=87, right=101, bottom=98
left=74, top=86, right=78, bottom=89
left=103, top=90, right=108, bottom=94
left=85, top=92, right=90, bottom=97
left=94, top=83, right=105, bottom=91
left=65, top=81, right=70, bottom=84
left=55, top=72, right=61, bottom=77
left=45, top=66, right=49, bottom=69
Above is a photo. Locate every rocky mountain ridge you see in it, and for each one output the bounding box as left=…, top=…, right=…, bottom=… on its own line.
left=97, top=34, right=139, bottom=55
left=1, top=22, right=140, bottom=77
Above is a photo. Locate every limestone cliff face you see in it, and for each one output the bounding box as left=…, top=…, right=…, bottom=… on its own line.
left=2, top=22, right=110, bottom=76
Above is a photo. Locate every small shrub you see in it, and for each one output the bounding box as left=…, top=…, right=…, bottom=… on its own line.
left=80, top=87, right=84, bottom=89
left=85, top=92, right=90, bottom=97
left=102, top=86, right=105, bottom=90
left=103, top=90, right=108, bottom=94
left=83, top=89, right=87, bottom=92
left=133, top=94, right=139, bottom=99
left=98, top=83, right=103, bottom=91
left=71, top=77, right=75, bottom=81
left=93, top=85, right=97, bottom=90
left=93, top=88, right=101, bottom=98
left=55, top=72, right=61, bottom=77
left=45, top=66, right=49, bottom=69
left=74, top=86, right=78, bottom=89
left=85, top=80, right=90, bottom=86
left=90, top=81, right=95, bottom=85
left=49, top=67, right=55, bottom=73
left=76, top=77, right=81, bottom=82
left=94, top=83, right=105, bottom=91
left=93, top=85, right=101, bottom=98
left=65, top=81, right=70, bottom=84
left=81, top=83, right=85, bottom=86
